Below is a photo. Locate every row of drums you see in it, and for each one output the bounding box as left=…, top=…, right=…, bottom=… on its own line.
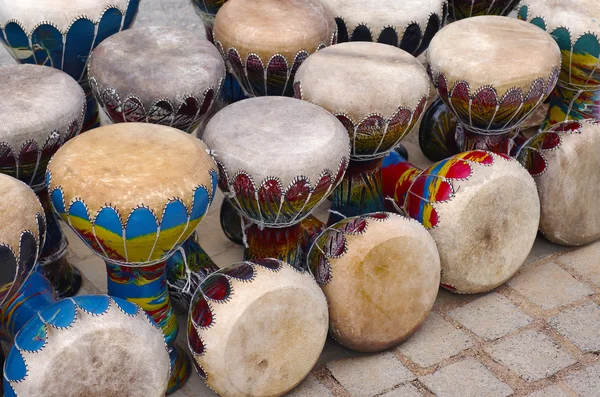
left=0, top=0, right=599, bottom=396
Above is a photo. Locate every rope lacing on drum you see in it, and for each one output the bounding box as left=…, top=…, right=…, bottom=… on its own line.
left=327, top=209, right=347, bottom=220
left=385, top=196, right=407, bottom=216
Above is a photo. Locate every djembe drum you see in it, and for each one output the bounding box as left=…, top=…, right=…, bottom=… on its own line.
left=518, top=1, right=600, bottom=129
left=448, top=0, right=518, bottom=22
left=427, top=16, right=561, bottom=154
left=0, top=0, right=140, bottom=131
left=87, top=27, right=224, bottom=311
left=188, top=259, right=328, bottom=396
left=294, top=42, right=429, bottom=222
left=320, top=0, right=446, bottom=56
left=402, top=151, right=539, bottom=293
left=307, top=213, right=440, bottom=352
left=0, top=64, right=85, bottom=298
left=517, top=120, right=600, bottom=246
left=213, top=0, right=336, bottom=98
left=3, top=293, right=171, bottom=397
left=88, top=26, right=225, bottom=133
left=203, top=97, right=349, bottom=268
left=47, top=123, right=219, bottom=392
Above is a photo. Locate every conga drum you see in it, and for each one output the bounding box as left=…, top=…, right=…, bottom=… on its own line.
left=213, top=0, right=336, bottom=97
left=517, top=120, right=600, bottom=246
left=427, top=16, right=561, bottom=154
left=203, top=97, right=349, bottom=268
left=403, top=151, right=539, bottom=293
left=448, top=0, right=518, bottom=22
left=320, top=0, right=446, bottom=56
left=88, top=26, right=225, bottom=133
left=47, top=123, right=219, bottom=392
left=3, top=294, right=170, bottom=397
left=0, top=64, right=85, bottom=298
left=294, top=42, right=429, bottom=222
left=188, top=258, right=328, bottom=396
left=0, top=0, right=140, bottom=131
left=307, top=213, right=440, bottom=352
left=518, top=1, right=600, bottom=129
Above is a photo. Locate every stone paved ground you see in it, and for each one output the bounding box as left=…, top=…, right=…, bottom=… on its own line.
left=2, top=1, right=599, bottom=396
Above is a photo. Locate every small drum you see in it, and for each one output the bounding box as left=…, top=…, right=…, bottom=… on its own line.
left=294, top=42, right=429, bottom=221
left=307, top=213, right=440, bottom=352
left=188, top=259, right=328, bottom=397
left=427, top=16, right=561, bottom=153
left=448, top=0, right=518, bottom=22
left=517, top=120, right=600, bottom=246
left=203, top=97, right=349, bottom=268
left=0, top=0, right=140, bottom=131
left=47, top=123, right=218, bottom=392
left=0, top=174, right=44, bottom=310
left=88, top=26, right=225, bottom=133
left=4, top=295, right=170, bottom=397
left=518, top=1, right=600, bottom=129
left=404, top=151, right=539, bottom=294
left=0, top=64, right=85, bottom=299
left=213, top=0, right=336, bottom=97
left=320, top=0, right=447, bottom=56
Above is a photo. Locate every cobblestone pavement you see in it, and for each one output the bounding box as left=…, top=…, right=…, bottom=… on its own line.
left=2, top=1, right=599, bottom=396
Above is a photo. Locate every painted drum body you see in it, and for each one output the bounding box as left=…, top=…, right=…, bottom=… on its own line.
left=518, top=120, right=600, bottom=246
left=518, top=0, right=600, bottom=129
left=404, top=151, right=540, bottom=294
left=294, top=42, right=429, bottom=221
left=188, top=259, right=328, bottom=397
left=203, top=97, right=349, bottom=268
left=447, top=0, right=518, bottom=22
left=0, top=0, right=140, bottom=131
left=88, top=26, right=225, bottom=133
left=321, top=0, right=447, bottom=56
left=0, top=64, right=85, bottom=298
left=46, top=123, right=219, bottom=392
left=308, top=213, right=440, bottom=352
left=0, top=174, right=44, bottom=309
left=427, top=16, right=561, bottom=153
left=213, top=0, right=336, bottom=97
left=3, top=295, right=170, bottom=397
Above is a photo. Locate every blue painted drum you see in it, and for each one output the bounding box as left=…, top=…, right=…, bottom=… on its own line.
left=0, top=0, right=141, bottom=131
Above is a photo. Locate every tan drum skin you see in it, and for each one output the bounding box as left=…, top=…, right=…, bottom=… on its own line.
left=307, top=212, right=440, bottom=352
left=188, top=259, right=329, bottom=397
left=518, top=119, right=600, bottom=246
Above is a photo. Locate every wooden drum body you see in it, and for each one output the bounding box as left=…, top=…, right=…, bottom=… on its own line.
left=518, top=1, right=600, bottom=129
left=188, top=259, right=328, bottom=397
left=518, top=120, right=600, bottom=246
left=404, top=151, right=540, bottom=294
left=0, top=0, right=140, bottom=131
left=308, top=213, right=440, bottom=352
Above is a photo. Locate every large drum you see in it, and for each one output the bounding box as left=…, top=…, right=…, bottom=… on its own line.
left=188, top=259, right=328, bottom=397
left=4, top=294, right=170, bottom=397
left=320, top=0, right=447, bottom=56
left=203, top=97, right=349, bottom=268
left=46, top=123, right=218, bottom=392
left=212, top=0, right=336, bottom=97
left=403, top=151, right=539, bottom=294
left=307, top=213, right=440, bottom=352
left=448, top=0, right=518, bottom=22
left=0, top=174, right=44, bottom=313
left=0, top=64, right=85, bottom=298
left=517, top=120, right=600, bottom=246
left=427, top=16, right=560, bottom=154
left=294, top=42, right=429, bottom=222
left=518, top=1, right=600, bottom=129
left=0, top=0, right=140, bottom=131
left=88, top=26, right=225, bottom=133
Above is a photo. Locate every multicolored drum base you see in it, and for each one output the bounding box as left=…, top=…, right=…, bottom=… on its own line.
left=245, top=223, right=309, bottom=270
left=419, top=97, right=460, bottom=162
left=105, top=261, right=191, bottom=393
left=448, top=0, right=518, bottom=22
left=329, top=158, right=386, bottom=224
left=382, top=151, right=422, bottom=212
